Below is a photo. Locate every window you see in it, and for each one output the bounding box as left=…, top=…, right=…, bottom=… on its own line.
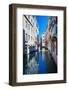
left=28, top=35, right=30, bottom=40
left=25, top=20, right=27, bottom=28
left=28, top=23, right=30, bottom=30
left=28, top=15, right=30, bottom=19
left=31, top=26, right=33, bottom=32
left=31, top=18, right=33, bottom=25
left=25, top=33, right=27, bottom=41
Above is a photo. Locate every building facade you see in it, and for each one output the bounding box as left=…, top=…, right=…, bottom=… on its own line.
left=23, top=15, right=39, bottom=54
left=42, top=32, right=47, bottom=48
left=45, top=16, right=57, bottom=63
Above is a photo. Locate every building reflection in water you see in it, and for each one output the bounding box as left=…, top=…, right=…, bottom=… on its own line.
left=23, top=49, right=57, bottom=75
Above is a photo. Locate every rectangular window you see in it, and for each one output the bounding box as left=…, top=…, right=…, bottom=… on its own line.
left=28, top=23, right=30, bottom=30
left=28, top=15, right=30, bottom=19
left=25, top=20, right=27, bottom=28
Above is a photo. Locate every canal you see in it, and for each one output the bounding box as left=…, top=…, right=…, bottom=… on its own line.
left=23, top=48, right=57, bottom=75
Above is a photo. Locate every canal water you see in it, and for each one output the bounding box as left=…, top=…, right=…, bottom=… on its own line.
left=23, top=49, right=57, bottom=75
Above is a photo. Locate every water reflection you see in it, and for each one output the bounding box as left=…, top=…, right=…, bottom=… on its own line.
left=23, top=49, right=57, bottom=75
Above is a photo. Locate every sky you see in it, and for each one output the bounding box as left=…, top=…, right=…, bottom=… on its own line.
left=36, top=16, right=48, bottom=38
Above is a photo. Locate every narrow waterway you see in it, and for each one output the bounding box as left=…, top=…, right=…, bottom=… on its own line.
left=23, top=48, right=57, bottom=75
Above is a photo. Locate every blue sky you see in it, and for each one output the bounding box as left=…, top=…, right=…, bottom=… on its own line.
left=36, top=16, right=48, bottom=38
